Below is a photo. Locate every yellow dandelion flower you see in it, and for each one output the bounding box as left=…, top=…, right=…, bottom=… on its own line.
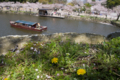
left=77, top=69, right=86, bottom=75
left=51, top=57, right=58, bottom=64
left=4, top=78, right=8, bottom=80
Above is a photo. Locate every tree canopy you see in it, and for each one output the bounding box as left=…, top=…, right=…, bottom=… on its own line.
left=85, top=3, right=91, bottom=8
left=106, top=0, right=120, bottom=8
left=0, top=0, right=67, bottom=4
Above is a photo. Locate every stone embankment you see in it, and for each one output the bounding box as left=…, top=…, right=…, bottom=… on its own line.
left=0, top=33, right=107, bottom=55
left=66, top=16, right=111, bottom=23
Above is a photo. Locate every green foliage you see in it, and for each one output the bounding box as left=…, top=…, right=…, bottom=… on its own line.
left=85, top=3, right=91, bottom=8
left=106, top=0, right=120, bottom=8
left=81, top=6, right=86, bottom=11
left=67, top=2, right=74, bottom=6
left=0, top=37, right=120, bottom=80
left=80, top=15, right=85, bottom=17
left=73, top=8, right=81, bottom=12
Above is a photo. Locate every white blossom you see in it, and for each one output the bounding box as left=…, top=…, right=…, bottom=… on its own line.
left=30, top=47, right=33, bottom=50
left=37, top=75, right=39, bottom=79
left=61, top=67, right=64, bottom=70
left=73, top=78, right=78, bottom=80
left=46, top=75, right=51, bottom=78
left=65, top=69, right=67, bottom=72
left=83, top=64, right=85, bottom=67
left=66, top=53, right=70, bottom=56
left=34, top=48, right=37, bottom=52
left=57, top=73, right=60, bottom=76
left=35, top=69, right=38, bottom=71
left=41, top=75, right=43, bottom=78
left=74, top=69, right=76, bottom=71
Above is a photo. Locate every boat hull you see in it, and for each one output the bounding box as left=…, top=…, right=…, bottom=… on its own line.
left=10, top=23, right=47, bottom=32
left=39, top=15, right=65, bottom=19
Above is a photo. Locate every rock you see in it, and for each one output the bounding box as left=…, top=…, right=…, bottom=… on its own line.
left=107, top=32, right=120, bottom=39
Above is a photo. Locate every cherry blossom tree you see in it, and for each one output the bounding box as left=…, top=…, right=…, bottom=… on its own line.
left=113, top=5, right=120, bottom=21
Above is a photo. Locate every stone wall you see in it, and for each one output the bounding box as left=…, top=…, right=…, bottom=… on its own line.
left=0, top=33, right=107, bottom=55
left=107, top=31, right=120, bottom=39
left=66, top=16, right=111, bottom=23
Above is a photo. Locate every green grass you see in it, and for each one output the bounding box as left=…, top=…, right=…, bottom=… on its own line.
left=0, top=37, right=120, bottom=80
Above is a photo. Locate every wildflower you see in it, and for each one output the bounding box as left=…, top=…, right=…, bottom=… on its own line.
left=66, top=53, right=70, bottom=56
left=37, top=75, right=39, bottom=79
left=46, top=75, right=51, bottom=78
left=57, top=73, right=60, bottom=76
left=41, top=75, right=43, bottom=78
left=61, top=67, right=64, bottom=70
left=65, top=69, right=67, bottom=72
left=34, top=48, right=37, bottom=52
left=47, top=76, right=51, bottom=78
left=4, top=78, right=8, bottom=80
left=51, top=57, right=58, bottom=64
left=77, top=69, right=86, bottom=75
left=83, top=64, right=85, bottom=67
left=30, top=47, right=33, bottom=50
left=33, top=44, right=36, bottom=46
left=73, top=78, right=78, bottom=80
left=74, top=69, right=76, bottom=71
left=35, top=69, right=38, bottom=71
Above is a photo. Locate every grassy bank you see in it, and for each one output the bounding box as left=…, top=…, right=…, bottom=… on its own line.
left=0, top=37, right=120, bottom=80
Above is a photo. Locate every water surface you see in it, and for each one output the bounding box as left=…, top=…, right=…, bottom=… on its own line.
left=0, top=13, right=120, bottom=37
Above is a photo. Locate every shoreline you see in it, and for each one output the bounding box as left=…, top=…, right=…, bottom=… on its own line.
left=1, top=10, right=120, bottom=27
left=0, top=31, right=120, bottom=55
left=0, top=32, right=107, bottom=55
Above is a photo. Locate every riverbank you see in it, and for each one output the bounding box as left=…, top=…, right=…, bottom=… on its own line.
left=0, top=10, right=38, bottom=16
left=1, top=10, right=119, bottom=26
left=111, top=20, right=120, bottom=28
left=0, top=32, right=107, bottom=55
left=1, top=32, right=120, bottom=55
left=1, top=10, right=118, bottom=27
left=66, top=15, right=112, bottom=24
left=0, top=32, right=120, bottom=80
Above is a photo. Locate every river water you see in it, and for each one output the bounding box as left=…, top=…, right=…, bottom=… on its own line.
left=0, top=13, right=120, bottom=37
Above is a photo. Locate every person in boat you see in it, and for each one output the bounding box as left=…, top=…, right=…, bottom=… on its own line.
left=29, top=25, right=31, bottom=28
left=36, top=23, right=41, bottom=28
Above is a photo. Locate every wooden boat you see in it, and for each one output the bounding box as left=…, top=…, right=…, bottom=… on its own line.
left=10, top=20, right=47, bottom=32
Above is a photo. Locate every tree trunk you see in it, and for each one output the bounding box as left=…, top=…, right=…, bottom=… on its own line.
left=105, top=14, right=107, bottom=19
left=116, top=14, right=120, bottom=21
